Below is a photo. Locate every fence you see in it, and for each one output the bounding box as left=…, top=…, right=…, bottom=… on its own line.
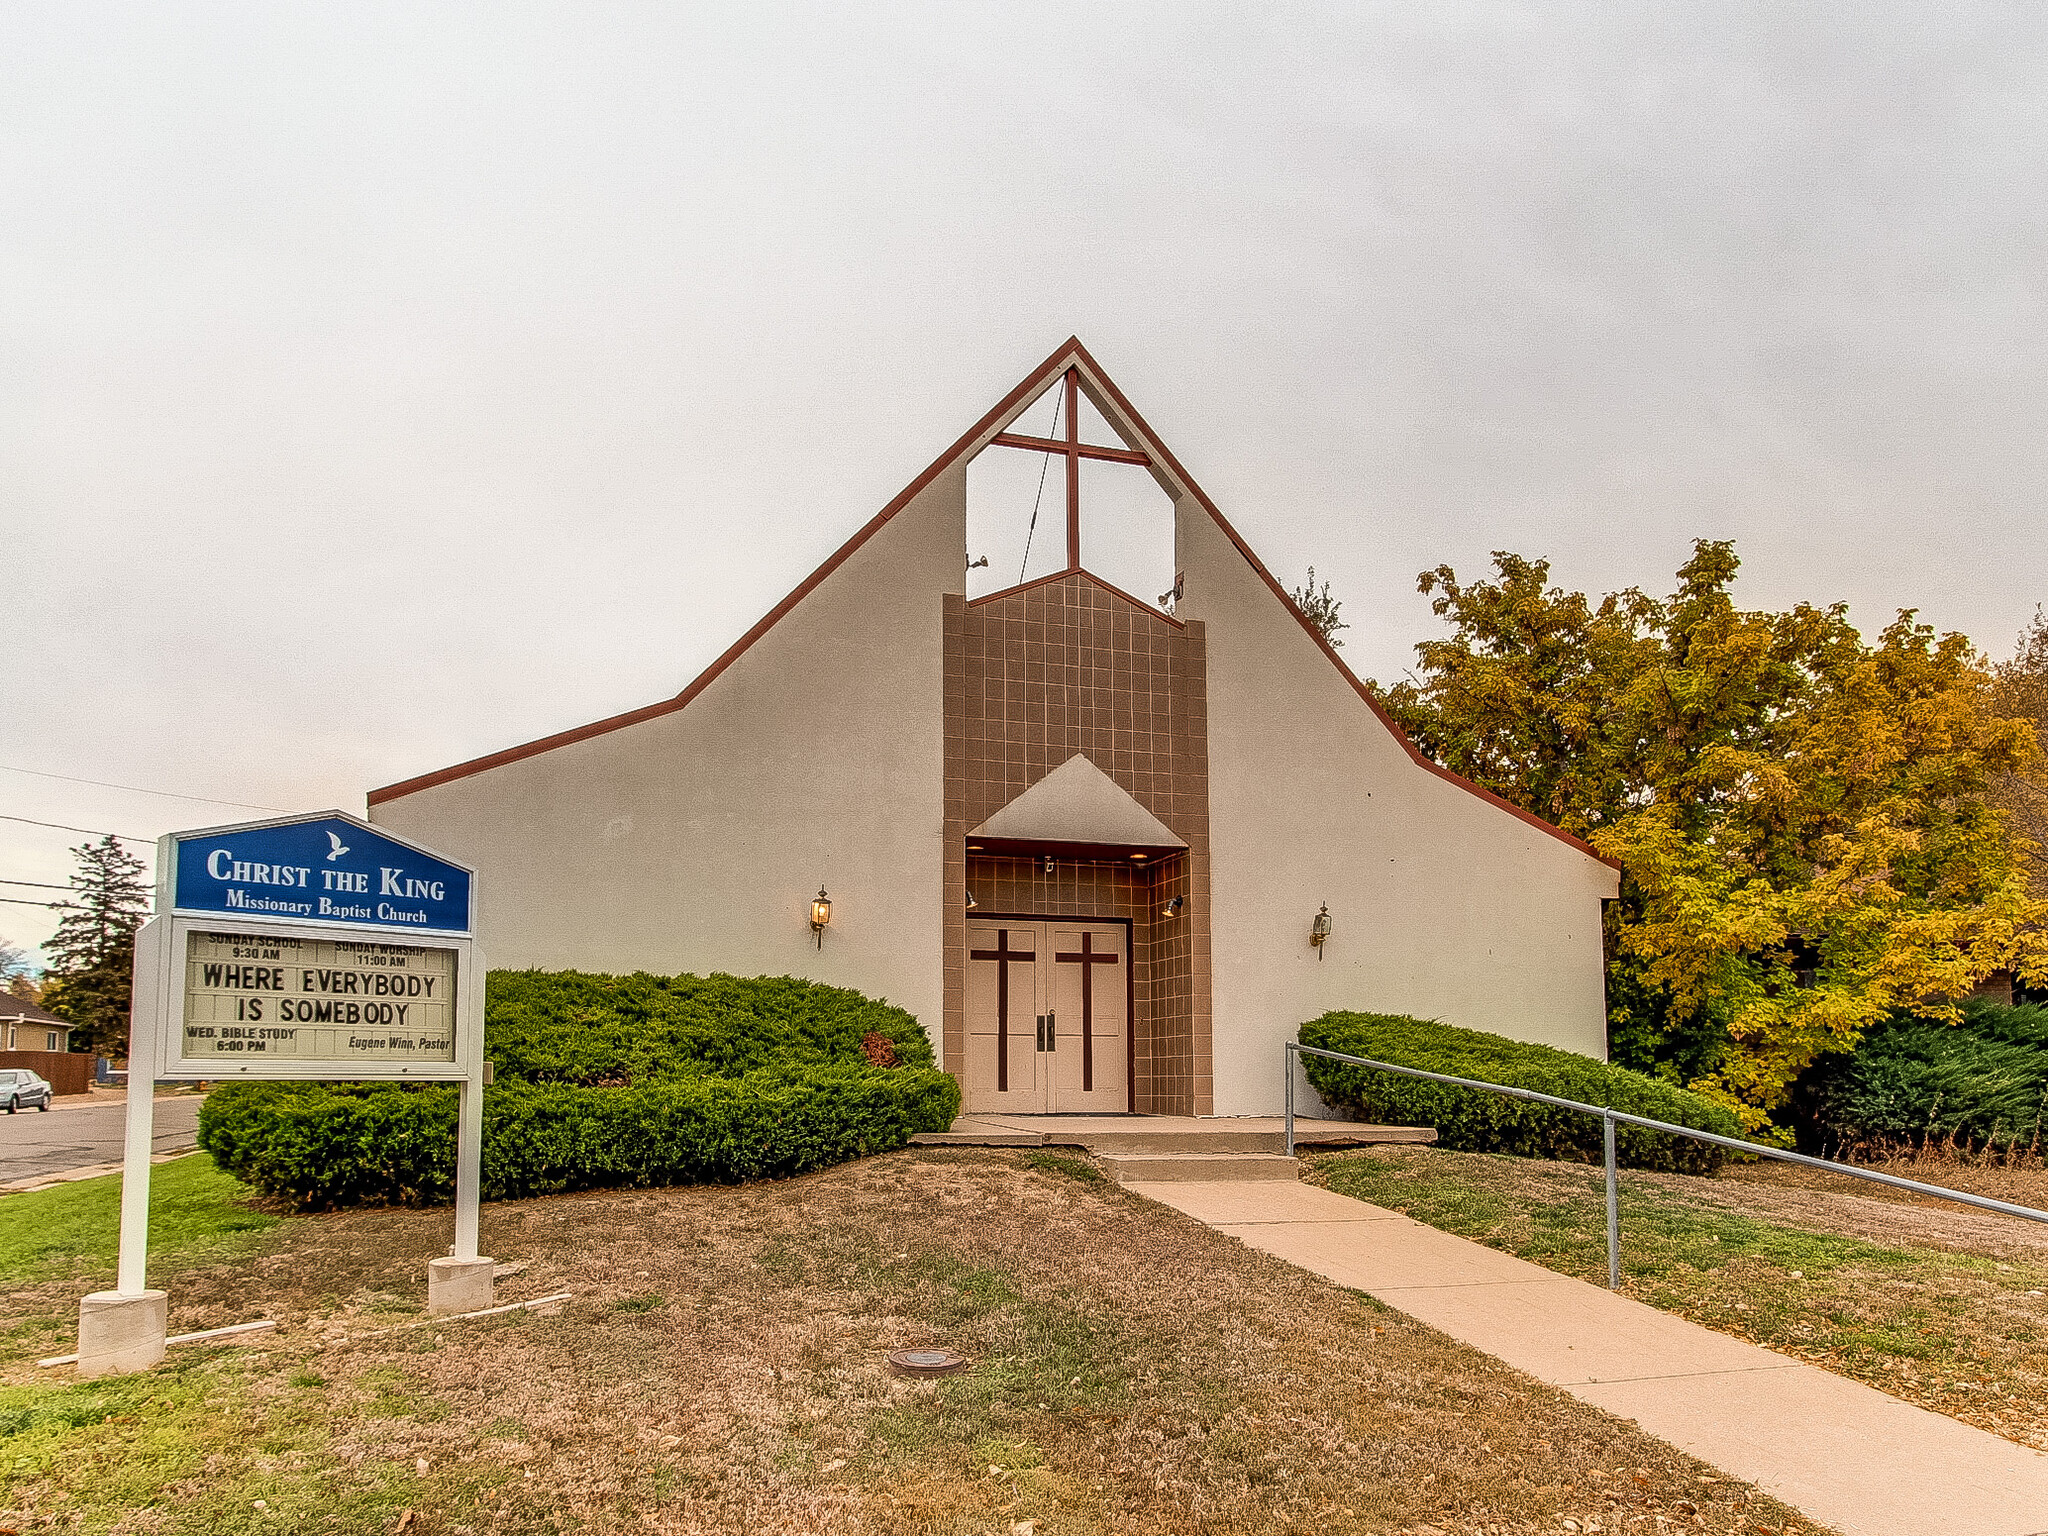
left=1284, top=1040, right=2048, bottom=1290
left=0, top=1051, right=96, bottom=1096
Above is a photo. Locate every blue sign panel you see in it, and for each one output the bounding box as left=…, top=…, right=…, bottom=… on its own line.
left=173, top=816, right=472, bottom=935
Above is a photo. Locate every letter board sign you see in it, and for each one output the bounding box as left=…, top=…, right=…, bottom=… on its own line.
left=118, top=811, right=492, bottom=1313
left=179, top=930, right=458, bottom=1067
left=142, top=811, right=481, bottom=1082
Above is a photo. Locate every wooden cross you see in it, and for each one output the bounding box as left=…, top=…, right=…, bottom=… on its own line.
left=969, top=927, right=1035, bottom=1092
left=1055, top=931, right=1120, bottom=1092
left=991, top=367, right=1152, bottom=572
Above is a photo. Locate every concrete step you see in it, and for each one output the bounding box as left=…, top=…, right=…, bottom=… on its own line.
left=1096, top=1151, right=1301, bottom=1185
left=1063, top=1127, right=1433, bottom=1154
left=906, top=1131, right=1046, bottom=1147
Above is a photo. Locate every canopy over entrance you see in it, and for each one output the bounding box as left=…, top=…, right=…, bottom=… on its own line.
left=967, top=752, right=1187, bottom=863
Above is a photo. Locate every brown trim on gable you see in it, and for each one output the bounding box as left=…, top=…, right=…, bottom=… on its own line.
left=1062, top=340, right=1623, bottom=874
left=966, top=566, right=1185, bottom=629
left=369, top=337, right=1094, bottom=806
left=373, top=334, right=1619, bottom=875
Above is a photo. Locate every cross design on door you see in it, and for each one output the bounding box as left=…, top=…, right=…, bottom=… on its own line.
left=1055, top=931, right=1120, bottom=1092
left=969, top=927, right=1036, bottom=1092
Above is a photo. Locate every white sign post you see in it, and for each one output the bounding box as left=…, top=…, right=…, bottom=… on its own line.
left=78, top=811, right=488, bottom=1378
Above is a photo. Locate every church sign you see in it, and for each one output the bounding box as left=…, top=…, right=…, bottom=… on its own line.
left=143, top=813, right=477, bottom=1082
left=170, top=813, right=470, bottom=933
left=80, top=811, right=491, bottom=1379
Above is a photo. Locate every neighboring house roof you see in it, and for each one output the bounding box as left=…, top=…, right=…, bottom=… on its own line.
left=368, top=338, right=1616, bottom=871
left=0, top=994, right=70, bottom=1029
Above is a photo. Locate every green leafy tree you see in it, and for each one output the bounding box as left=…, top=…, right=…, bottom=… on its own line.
left=1992, top=606, right=2048, bottom=906
left=1377, top=540, right=2048, bottom=1125
left=41, top=835, right=151, bottom=1057
left=1291, top=567, right=1349, bottom=648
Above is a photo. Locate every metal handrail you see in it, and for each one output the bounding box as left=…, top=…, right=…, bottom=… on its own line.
left=1284, top=1040, right=2048, bottom=1290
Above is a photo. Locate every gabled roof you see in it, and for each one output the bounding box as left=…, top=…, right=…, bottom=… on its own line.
left=366, top=340, right=1617, bottom=872
left=0, top=992, right=69, bottom=1028
left=972, top=753, right=1186, bottom=851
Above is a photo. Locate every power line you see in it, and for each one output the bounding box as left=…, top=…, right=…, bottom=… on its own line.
left=0, top=814, right=156, bottom=844
left=0, top=878, right=72, bottom=890
left=0, top=895, right=66, bottom=910
left=1017, top=387, right=1062, bottom=585
left=0, top=763, right=287, bottom=813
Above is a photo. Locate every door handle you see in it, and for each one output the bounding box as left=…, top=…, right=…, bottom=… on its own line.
left=1035, top=1014, right=1045, bottom=1051
left=1044, top=1010, right=1055, bottom=1050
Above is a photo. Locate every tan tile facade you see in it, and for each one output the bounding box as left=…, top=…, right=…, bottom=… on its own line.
left=942, top=573, right=1213, bottom=1114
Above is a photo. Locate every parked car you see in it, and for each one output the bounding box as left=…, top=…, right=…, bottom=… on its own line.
left=0, top=1069, right=54, bottom=1112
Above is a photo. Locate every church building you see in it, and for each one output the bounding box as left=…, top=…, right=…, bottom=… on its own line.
left=367, top=339, right=1618, bottom=1118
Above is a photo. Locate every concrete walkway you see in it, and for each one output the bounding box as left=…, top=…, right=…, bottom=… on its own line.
left=1129, top=1179, right=2048, bottom=1536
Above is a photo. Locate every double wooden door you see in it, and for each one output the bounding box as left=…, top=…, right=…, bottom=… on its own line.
left=965, top=918, right=1127, bottom=1113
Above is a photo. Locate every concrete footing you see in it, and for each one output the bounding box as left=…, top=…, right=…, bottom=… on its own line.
left=427, top=1256, right=495, bottom=1316
left=77, top=1289, right=168, bottom=1378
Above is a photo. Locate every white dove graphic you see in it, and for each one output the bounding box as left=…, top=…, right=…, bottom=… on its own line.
left=326, top=830, right=350, bottom=862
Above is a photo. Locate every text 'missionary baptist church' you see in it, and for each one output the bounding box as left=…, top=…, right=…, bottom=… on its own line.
left=368, top=340, right=1618, bottom=1118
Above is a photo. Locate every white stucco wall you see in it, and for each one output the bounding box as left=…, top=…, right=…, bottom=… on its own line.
left=368, top=468, right=964, bottom=1038
left=1173, top=501, right=1618, bottom=1118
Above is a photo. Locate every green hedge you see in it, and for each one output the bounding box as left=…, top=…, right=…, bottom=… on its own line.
left=484, top=970, right=934, bottom=1083
left=198, top=1066, right=959, bottom=1208
left=1299, top=1013, right=1747, bottom=1174
left=197, top=970, right=958, bottom=1209
left=1797, top=999, right=2048, bottom=1155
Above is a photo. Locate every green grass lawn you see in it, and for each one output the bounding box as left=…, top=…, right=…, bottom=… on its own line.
left=1307, top=1145, right=2048, bottom=1451
left=0, top=1154, right=284, bottom=1288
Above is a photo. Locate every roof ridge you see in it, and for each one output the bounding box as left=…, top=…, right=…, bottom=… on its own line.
left=366, top=338, right=1618, bottom=871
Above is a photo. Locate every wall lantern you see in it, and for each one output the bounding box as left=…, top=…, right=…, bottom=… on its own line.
left=810, top=888, right=832, bottom=948
left=1163, top=895, right=1184, bottom=919
left=1310, top=902, right=1332, bottom=959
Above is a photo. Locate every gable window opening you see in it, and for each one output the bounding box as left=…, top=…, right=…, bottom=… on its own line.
left=966, top=366, right=1176, bottom=612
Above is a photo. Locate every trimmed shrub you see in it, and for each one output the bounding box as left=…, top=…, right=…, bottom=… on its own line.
left=483, top=970, right=934, bottom=1083
left=1795, top=999, right=2048, bottom=1155
left=197, top=969, right=959, bottom=1209
left=198, top=1066, right=960, bottom=1208
left=1299, top=1012, right=1746, bottom=1174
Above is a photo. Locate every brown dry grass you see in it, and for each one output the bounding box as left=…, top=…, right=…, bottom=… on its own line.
left=1720, top=1152, right=2048, bottom=1237
left=0, top=1149, right=1825, bottom=1535
left=1308, top=1146, right=2048, bottom=1454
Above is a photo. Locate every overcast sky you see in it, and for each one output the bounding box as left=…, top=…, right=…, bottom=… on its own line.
left=5, top=2, right=2046, bottom=957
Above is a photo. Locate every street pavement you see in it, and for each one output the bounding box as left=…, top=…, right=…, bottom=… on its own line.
left=0, top=1095, right=205, bottom=1186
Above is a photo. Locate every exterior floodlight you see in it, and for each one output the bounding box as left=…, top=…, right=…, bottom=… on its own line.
left=965, top=889, right=978, bottom=911
left=1310, top=903, right=1332, bottom=959
left=1163, top=895, right=1184, bottom=919
left=811, top=888, right=832, bottom=948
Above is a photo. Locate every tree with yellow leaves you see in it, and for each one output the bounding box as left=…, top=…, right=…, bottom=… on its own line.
left=1378, top=540, right=2048, bottom=1126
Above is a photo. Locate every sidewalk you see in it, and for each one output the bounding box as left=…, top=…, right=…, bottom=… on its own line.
left=40, top=1087, right=207, bottom=1113
left=1129, top=1179, right=2048, bottom=1536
